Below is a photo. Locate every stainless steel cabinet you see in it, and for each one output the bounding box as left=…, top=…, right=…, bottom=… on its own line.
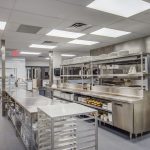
left=113, top=102, right=133, bottom=133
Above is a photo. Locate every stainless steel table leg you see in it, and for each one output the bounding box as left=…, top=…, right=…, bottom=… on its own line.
left=130, top=133, right=132, bottom=140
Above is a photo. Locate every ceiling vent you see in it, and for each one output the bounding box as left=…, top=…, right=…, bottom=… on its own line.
left=42, top=41, right=58, bottom=45
left=17, top=24, right=42, bottom=34
left=67, top=22, right=93, bottom=32
left=38, top=56, right=45, bottom=58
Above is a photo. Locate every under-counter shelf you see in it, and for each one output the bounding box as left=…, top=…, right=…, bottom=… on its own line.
left=76, top=101, right=112, bottom=113
left=98, top=118, right=113, bottom=126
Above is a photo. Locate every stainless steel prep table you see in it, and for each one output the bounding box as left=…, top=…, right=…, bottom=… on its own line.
left=5, top=88, right=63, bottom=150
left=38, top=103, right=98, bottom=150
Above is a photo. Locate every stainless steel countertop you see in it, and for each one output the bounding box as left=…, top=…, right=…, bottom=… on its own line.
left=39, top=103, right=97, bottom=118
left=5, top=88, right=62, bottom=113
left=49, top=87, right=143, bottom=103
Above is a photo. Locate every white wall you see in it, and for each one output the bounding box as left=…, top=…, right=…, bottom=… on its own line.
left=0, top=57, right=26, bottom=79
left=26, top=60, right=49, bottom=67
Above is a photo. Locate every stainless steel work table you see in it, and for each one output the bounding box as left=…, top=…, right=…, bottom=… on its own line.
left=38, top=103, right=98, bottom=150
left=5, top=88, right=59, bottom=113
left=5, top=88, right=63, bottom=150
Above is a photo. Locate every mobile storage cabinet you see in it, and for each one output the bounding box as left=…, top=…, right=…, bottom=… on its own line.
left=38, top=103, right=98, bottom=150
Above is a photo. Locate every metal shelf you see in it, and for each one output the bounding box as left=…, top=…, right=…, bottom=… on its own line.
left=53, top=94, right=112, bottom=113
left=62, top=53, right=146, bottom=66
left=99, top=73, right=143, bottom=78
left=61, top=75, right=97, bottom=77
left=53, top=95, right=73, bottom=102
left=98, top=118, right=113, bottom=125
left=76, top=101, right=112, bottom=113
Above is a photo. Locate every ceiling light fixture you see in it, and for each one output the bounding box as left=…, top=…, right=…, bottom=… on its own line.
left=91, top=28, right=131, bottom=38
left=20, top=51, right=41, bottom=55
left=46, top=29, right=85, bottom=39
left=68, top=39, right=99, bottom=45
left=87, top=0, right=150, bottom=18
left=0, top=21, right=6, bottom=30
left=61, top=54, right=76, bottom=57
left=45, top=57, right=50, bottom=60
left=30, top=44, right=56, bottom=49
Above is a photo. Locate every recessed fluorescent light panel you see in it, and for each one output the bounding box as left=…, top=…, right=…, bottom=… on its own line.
left=20, top=52, right=40, bottom=55
left=91, top=28, right=131, bottom=38
left=61, top=54, right=76, bottom=57
left=87, top=0, right=150, bottom=18
left=0, top=21, right=6, bottom=30
left=46, top=29, right=85, bottom=39
left=68, top=39, right=99, bottom=45
left=30, top=44, right=56, bottom=49
left=45, top=57, right=49, bottom=60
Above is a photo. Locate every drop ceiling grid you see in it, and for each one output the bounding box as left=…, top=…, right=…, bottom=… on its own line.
left=9, top=10, right=65, bottom=28
left=0, top=0, right=149, bottom=56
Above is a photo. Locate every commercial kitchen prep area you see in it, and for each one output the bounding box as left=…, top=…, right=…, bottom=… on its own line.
left=1, top=0, right=150, bottom=150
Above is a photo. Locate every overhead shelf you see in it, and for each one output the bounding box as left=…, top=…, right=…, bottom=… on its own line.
left=61, top=73, right=144, bottom=78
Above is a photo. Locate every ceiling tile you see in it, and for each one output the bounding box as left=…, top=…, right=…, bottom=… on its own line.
left=10, top=10, right=64, bottom=28
left=0, top=0, right=16, bottom=9
left=0, top=7, right=11, bottom=21
left=39, top=35, right=71, bottom=43
left=56, top=41, right=109, bottom=52
left=5, top=22, right=20, bottom=32
left=79, top=34, right=117, bottom=43
left=81, top=32, right=144, bottom=45
left=105, top=33, right=146, bottom=45
left=14, top=0, right=123, bottom=26
left=56, top=43, right=90, bottom=52
left=57, top=0, right=93, bottom=6
left=6, top=40, right=30, bottom=50
left=3, top=31, right=43, bottom=42
left=130, top=12, right=150, bottom=24
left=108, top=19, right=150, bottom=35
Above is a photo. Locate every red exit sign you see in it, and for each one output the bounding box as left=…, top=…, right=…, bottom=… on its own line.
left=11, top=50, right=20, bottom=57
